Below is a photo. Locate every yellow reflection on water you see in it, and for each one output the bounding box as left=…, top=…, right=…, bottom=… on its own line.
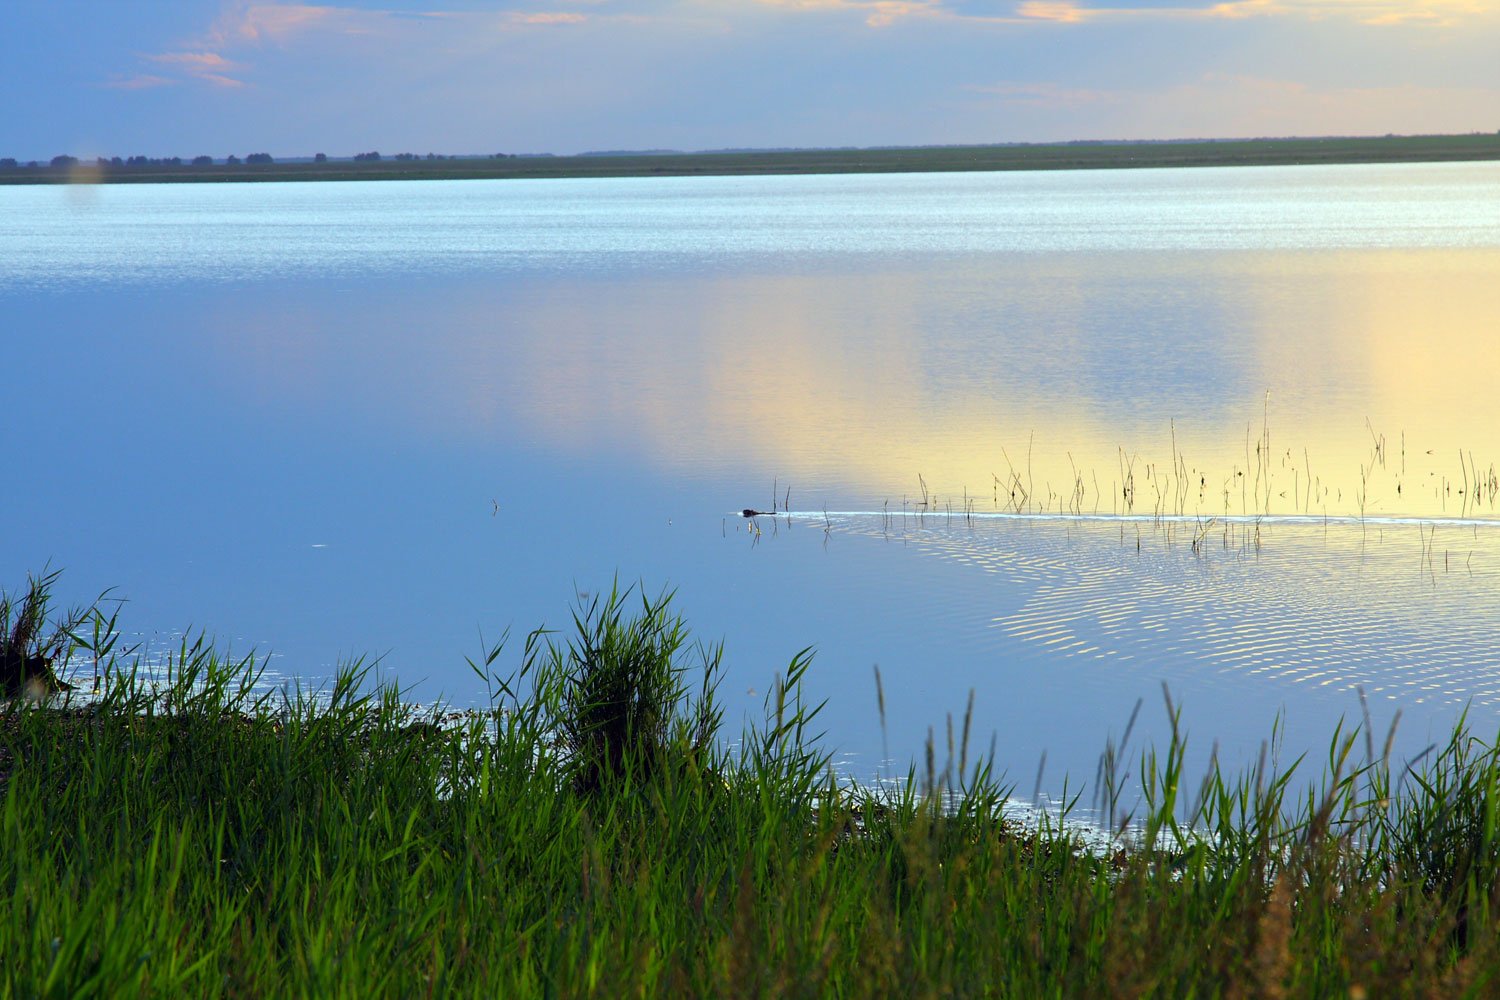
left=1228, top=250, right=1500, bottom=520
left=489, top=250, right=1500, bottom=520
left=210, top=248, right=1500, bottom=521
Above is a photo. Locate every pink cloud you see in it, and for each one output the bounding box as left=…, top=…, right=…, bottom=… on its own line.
left=1351, top=2, right=1486, bottom=26
left=144, top=49, right=247, bottom=87
left=148, top=51, right=240, bottom=70
left=752, top=0, right=1488, bottom=27
left=510, top=12, right=589, bottom=24
left=754, top=0, right=946, bottom=27
left=125, top=4, right=364, bottom=90
left=1027, top=0, right=1492, bottom=27
left=104, top=74, right=177, bottom=90
left=1016, top=1, right=1094, bottom=23
left=864, top=1, right=942, bottom=26
left=209, top=4, right=344, bottom=45
left=199, top=73, right=249, bottom=89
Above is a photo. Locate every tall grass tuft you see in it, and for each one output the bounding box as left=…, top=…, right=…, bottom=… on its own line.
left=530, top=583, right=724, bottom=795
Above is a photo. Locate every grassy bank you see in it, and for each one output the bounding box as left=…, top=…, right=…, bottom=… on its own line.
left=6, top=133, right=1500, bottom=186
left=5, top=581, right=1500, bottom=995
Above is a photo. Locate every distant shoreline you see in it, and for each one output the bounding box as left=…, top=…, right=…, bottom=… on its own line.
left=5, top=133, right=1500, bottom=185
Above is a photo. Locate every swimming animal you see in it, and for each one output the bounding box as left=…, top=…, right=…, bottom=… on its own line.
left=0, top=650, right=73, bottom=697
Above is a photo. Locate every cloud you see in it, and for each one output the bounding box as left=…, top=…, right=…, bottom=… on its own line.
left=1121, top=71, right=1499, bottom=136
left=1345, top=1, right=1489, bottom=26
left=509, top=12, right=589, bottom=24
left=752, top=0, right=947, bottom=27
left=117, top=2, right=606, bottom=95
left=1025, top=0, right=1494, bottom=28
left=207, top=4, right=347, bottom=46
left=148, top=51, right=240, bottom=71
left=104, top=74, right=178, bottom=91
left=959, top=70, right=1500, bottom=141
left=755, top=0, right=1496, bottom=27
left=862, top=0, right=945, bottom=26
left=965, top=81, right=1119, bottom=106
left=145, top=49, right=247, bottom=87
left=1015, top=1, right=1095, bottom=23
left=203, top=3, right=597, bottom=41
left=201, top=74, right=250, bottom=88
left=123, top=5, right=400, bottom=91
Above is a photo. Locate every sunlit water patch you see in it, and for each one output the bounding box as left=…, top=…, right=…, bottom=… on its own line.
left=4, top=162, right=1499, bottom=291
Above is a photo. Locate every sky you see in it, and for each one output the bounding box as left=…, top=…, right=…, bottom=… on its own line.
left=2, top=0, right=1498, bottom=159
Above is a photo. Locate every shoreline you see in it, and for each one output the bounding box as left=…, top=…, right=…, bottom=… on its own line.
left=6, top=133, right=1500, bottom=186
left=8, top=580, right=1500, bottom=993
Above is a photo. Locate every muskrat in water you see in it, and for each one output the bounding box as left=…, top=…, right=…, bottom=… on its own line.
left=0, top=650, right=73, bottom=697
left=740, top=509, right=775, bottom=518
left=2, top=572, right=79, bottom=698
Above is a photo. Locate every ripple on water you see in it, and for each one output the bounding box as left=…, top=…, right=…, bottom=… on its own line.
left=827, top=513, right=1500, bottom=709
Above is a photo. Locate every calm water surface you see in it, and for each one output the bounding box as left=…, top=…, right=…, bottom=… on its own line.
left=4, top=162, right=1500, bottom=800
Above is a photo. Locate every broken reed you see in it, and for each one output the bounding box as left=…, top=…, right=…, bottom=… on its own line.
left=6, top=583, right=1500, bottom=994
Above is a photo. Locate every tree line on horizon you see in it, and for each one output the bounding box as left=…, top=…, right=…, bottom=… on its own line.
left=0, top=151, right=524, bottom=170
left=5, top=132, right=1497, bottom=178
left=0, top=152, right=278, bottom=170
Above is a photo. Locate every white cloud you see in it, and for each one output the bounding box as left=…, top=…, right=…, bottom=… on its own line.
left=1029, top=0, right=1495, bottom=28
left=965, top=81, right=1119, bottom=105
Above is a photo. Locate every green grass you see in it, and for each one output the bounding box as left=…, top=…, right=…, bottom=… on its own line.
left=6, top=132, right=1500, bottom=185
left=5, top=577, right=1500, bottom=996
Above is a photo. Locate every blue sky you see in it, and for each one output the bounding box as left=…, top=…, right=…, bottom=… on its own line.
left=3, top=0, right=1497, bottom=158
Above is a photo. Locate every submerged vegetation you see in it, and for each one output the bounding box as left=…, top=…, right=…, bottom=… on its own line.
left=6, top=574, right=1500, bottom=994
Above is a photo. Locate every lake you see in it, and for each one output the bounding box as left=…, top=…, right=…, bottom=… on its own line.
left=4, top=162, right=1500, bottom=807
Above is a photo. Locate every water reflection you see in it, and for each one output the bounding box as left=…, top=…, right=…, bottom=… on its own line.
left=200, top=249, right=1500, bottom=522
left=754, top=507, right=1500, bottom=792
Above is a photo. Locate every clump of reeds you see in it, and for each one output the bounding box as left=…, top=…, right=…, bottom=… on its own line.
left=529, top=582, right=726, bottom=794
